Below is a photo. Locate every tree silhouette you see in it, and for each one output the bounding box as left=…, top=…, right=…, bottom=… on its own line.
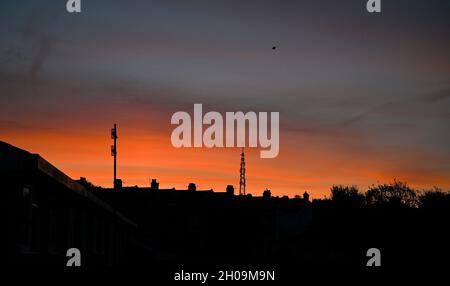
left=330, top=185, right=364, bottom=207
left=366, top=180, right=419, bottom=208
left=419, top=188, right=450, bottom=209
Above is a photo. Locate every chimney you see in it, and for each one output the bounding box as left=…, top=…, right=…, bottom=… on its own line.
left=188, top=183, right=196, bottom=192
left=226, top=185, right=234, bottom=195
left=150, top=179, right=159, bottom=190
left=114, top=178, right=122, bottom=190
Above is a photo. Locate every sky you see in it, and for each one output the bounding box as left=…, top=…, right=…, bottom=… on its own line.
left=1, top=0, right=449, bottom=198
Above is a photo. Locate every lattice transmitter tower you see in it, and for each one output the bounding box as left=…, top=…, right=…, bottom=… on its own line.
left=239, top=147, right=246, bottom=195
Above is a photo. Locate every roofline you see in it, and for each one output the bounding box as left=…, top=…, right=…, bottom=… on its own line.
left=0, top=141, right=136, bottom=228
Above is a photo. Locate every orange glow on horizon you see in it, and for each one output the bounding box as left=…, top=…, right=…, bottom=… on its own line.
left=2, top=121, right=449, bottom=199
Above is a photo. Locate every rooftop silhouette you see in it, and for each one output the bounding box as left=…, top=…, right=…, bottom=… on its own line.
left=1, top=140, right=449, bottom=277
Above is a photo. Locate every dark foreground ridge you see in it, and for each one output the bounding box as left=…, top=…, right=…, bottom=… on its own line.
left=1, top=140, right=449, bottom=279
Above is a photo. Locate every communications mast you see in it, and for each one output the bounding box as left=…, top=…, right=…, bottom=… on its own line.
left=111, top=124, right=118, bottom=189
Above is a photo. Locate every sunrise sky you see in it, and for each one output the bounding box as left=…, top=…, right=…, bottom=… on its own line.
left=1, top=0, right=449, bottom=198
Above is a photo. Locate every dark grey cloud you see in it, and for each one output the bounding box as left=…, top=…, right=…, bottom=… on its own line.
left=0, top=119, right=57, bottom=132
left=0, top=47, right=27, bottom=65
left=21, top=11, right=60, bottom=96
left=342, top=88, right=450, bottom=126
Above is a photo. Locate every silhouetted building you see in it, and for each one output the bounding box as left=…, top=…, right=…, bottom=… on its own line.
left=1, top=141, right=136, bottom=267
left=1, top=140, right=313, bottom=270
left=88, top=180, right=312, bottom=267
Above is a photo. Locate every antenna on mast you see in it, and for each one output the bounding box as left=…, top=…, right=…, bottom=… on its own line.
left=111, top=124, right=118, bottom=189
